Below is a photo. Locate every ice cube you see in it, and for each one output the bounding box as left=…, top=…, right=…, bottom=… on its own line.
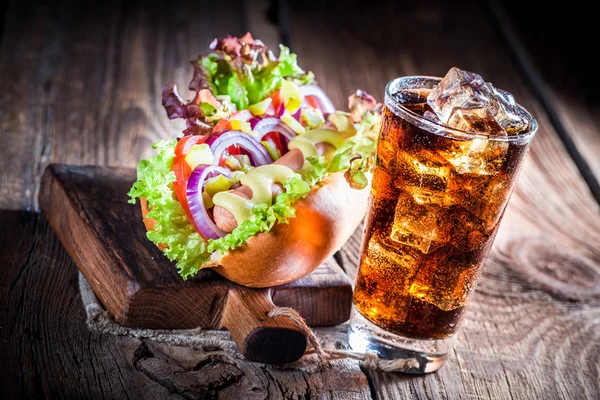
left=397, top=149, right=451, bottom=190
left=357, top=235, right=423, bottom=322
left=366, top=234, right=421, bottom=273
left=400, top=149, right=452, bottom=185
left=446, top=107, right=506, bottom=136
left=427, top=67, right=530, bottom=136
left=489, top=84, right=530, bottom=134
left=427, top=67, right=495, bottom=124
left=396, top=149, right=460, bottom=206
left=390, top=214, right=442, bottom=254
left=478, top=179, right=511, bottom=231
left=439, top=133, right=508, bottom=176
left=459, top=174, right=512, bottom=232
left=409, top=259, right=480, bottom=311
left=409, top=246, right=485, bottom=311
left=404, top=188, right=459, bottom=207
left=446, top=206, right=491, bottom=252
left=490, top=84, right=516, bottom=106
left=390, top=192, right=451, bottom=253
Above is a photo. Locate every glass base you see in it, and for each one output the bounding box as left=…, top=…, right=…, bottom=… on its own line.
left=347, top=306, right=451, bottom=374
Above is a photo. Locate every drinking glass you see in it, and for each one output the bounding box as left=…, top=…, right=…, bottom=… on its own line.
left=348, top=76, right=538, bottom=373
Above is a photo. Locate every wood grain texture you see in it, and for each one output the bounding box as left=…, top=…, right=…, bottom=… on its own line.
left=40, top=164, right=353, bottom=330
left=0, top=0, right=371, bottom=397
left=40, top=164, right=229, bottom=329
left=288, top=0, right=600, bottom=398
left=221, top=286, right=307, bottom=364
left=0, top=210, right=372, bottom=399
left=0, top=0, right=251, bottom=211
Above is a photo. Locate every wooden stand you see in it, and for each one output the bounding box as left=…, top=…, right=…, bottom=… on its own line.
left=40, top=164, right=353, bottom=364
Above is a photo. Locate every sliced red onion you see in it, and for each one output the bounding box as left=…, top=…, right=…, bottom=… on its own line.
left=187, top=165, right=232, bottom=239
left=266, top=103, right=276, bottom=116
left=206, top=130, right=273, bottom=166
left=249, top=116, right=262, bottom=129
left=276, top=103, right=285, bottom=118
left=291, top=108, right=302, bottom=121
left=253, top=117, right=297, bottom=144
left=299, top=85, right=336, bottom=114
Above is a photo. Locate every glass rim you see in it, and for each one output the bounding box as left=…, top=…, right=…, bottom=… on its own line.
left=384, top=75, right=538, bottom=143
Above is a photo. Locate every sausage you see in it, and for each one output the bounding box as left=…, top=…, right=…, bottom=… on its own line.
left=213, top=148, right=306, bottom=233
left=274, top=147, right=305, bottom=170
left=316, top=142, right=335, bottom=157
left=213, top=187, right=251, bottom=233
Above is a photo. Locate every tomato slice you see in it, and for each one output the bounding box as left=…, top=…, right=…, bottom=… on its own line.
left=264, top=131, right=285, bottom=154
left=213, top=118, right=230, bottom=134
left=172, top=136, right=206, bottom=231
left=305, top=95, right=320, bottom=110
left=269, top=90, right=282, bottom=113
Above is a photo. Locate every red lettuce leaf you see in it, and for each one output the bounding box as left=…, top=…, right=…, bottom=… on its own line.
left=162, top=84, right=212, bottom=136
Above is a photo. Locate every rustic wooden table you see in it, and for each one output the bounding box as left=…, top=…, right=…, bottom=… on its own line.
left=1, top=0, right=599, bottom=398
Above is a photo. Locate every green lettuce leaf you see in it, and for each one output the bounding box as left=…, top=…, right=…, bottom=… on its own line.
left=191, top=40, right=314, bottom=109
left=127, top=140, right=209, bottom=278
left=302, top=109, right=381, bottom=188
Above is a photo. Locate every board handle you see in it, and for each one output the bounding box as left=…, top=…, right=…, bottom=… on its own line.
left=220, top=286, right=307, bottom=364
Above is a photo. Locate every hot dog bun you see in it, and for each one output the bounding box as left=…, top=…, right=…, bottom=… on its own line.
left=140, top=172, right=370, bottom=287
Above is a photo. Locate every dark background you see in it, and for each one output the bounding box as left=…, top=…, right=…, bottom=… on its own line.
left=1, top=0, right=599, bottom=398
left=1, top=0, right=597, bottom=156
left=2, top=0, right=596, bottom=200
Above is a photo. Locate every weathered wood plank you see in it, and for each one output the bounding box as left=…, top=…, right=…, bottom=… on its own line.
left=2, top=0, right=599, bottom=397
left=287, top=0, right=600, bottom=398
left=0, top=210, right=373, bottom=399
left=0, top=211, right=174, bottom=399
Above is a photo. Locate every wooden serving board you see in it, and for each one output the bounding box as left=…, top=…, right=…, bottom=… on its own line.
left=39, top=164, right=353, bottom=364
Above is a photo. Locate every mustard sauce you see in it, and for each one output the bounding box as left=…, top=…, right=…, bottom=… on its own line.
left=212, top=164, right=296, bottom=225
left=288, top=129, right=345, bottom=160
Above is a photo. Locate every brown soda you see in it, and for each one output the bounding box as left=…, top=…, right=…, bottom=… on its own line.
left=353, top=92, right=531, bottom=339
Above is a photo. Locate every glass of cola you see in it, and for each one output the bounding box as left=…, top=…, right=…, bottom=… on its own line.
left=348, top=68, right=538, bottom=373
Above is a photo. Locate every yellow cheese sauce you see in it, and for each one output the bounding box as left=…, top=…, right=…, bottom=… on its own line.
left=212, top=164, right=296, bottom=225
left=288, top=129, right=345, bottom=160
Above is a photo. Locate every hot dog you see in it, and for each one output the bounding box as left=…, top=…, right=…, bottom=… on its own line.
left=130, top=33, right=381, bottom=287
